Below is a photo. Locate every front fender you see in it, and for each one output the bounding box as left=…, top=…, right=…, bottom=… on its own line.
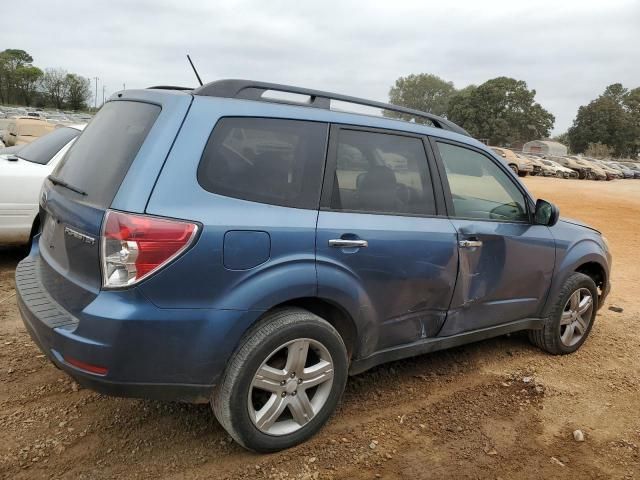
left=543, top=236, right=610, bottom=316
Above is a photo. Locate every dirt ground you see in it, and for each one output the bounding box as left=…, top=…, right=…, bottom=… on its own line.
left=1, top=176, right=639, bottom=479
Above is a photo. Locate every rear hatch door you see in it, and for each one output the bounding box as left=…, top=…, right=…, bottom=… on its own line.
left=38, top=94, right=191, bottom=311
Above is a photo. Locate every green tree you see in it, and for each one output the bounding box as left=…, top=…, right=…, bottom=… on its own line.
left=446, top=85, right=478, bottom=133
left=14, top=65, right=43, bottom=105
left=447, top=77, right=554, bottom=145
left=0, top=49, right=35, bottom=104
left=623, top=87, right=640, bottom=156
left=567, top=84, right=638, bottom=157
left=388, top=73, right=456, bottom=118
left=65, top=73, right=91, bottom=110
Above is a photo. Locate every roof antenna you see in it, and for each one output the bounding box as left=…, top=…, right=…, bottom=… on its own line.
left=187, top=54, right=203, bottom=87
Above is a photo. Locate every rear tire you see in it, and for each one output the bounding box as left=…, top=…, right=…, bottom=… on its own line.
left=528, top=273, right=598, bottom=355
left=509, top=164, right=519, bottom=176
left=212, top=308, right=348, bottom=452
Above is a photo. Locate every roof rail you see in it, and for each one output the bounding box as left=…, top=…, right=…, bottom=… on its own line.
left=147, top=85, right=193, bottom=91
left=192, top=79, right=470, bottom=137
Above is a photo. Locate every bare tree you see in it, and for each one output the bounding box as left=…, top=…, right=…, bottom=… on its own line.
left=41, top=68, right=68, bottom=109
left=585, top=142, right=614, bottom=159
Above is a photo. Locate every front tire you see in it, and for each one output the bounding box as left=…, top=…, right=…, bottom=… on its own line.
left=528, top=273, right=598, bottom=354
left=212, top=308, right=348, bottom=452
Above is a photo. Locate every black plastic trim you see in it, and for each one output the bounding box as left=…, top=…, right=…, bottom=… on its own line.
left=349, top=318, right=544, bottom=375
left=147, top=85, right=193, bottom=91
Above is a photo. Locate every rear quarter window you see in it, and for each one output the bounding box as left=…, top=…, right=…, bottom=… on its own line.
left=52, top=101, right=160, bottom=207
left=197, top=117, right=328, bottom=209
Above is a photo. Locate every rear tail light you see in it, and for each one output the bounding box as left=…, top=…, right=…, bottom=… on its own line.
left=101, top=210, right=198, bottom=288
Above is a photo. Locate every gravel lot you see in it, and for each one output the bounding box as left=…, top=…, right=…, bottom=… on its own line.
left=1, top=176, right=639, bottom=479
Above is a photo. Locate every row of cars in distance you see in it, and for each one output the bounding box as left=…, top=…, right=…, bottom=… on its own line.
left=0, top=105, right=92, bottom=123
left=491, top=146, right=640, bottom=180
left=0, top=105, right=93, bottom=148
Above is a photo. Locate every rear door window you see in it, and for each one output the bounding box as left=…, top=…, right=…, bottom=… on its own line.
left=197, top=118, right=328, bottom=209
left=330, top=129, right=436, bottom=216
left=52, top=101, right=161, bottom=207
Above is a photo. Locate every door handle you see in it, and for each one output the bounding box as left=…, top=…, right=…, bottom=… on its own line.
left=329, top=239, right=368, bottom=248
left=459, top=239, right=482, bottom=248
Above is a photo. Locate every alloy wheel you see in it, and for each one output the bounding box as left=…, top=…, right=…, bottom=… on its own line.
left=248, top=338, right=334, bottom=436
left=560, top=288, right=594, bottom=347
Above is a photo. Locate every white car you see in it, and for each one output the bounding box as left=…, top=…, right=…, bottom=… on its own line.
left=0, top=124, right=85, bottom=245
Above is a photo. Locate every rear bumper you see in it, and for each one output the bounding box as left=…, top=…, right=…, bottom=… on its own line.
left=16, top=249, right=259, bottom=403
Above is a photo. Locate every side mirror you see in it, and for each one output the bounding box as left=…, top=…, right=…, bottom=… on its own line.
left=534, top=199, right=559, bottom=226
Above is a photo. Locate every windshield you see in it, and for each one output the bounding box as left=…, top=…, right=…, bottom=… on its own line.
left=17, top=127, right=80, bottom=165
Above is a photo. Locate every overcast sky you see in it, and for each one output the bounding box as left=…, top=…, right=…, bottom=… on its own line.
left=6, top=0, right=639, bottom=133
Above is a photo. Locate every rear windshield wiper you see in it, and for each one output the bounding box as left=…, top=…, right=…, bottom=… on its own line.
left=47, top=175, right=87, bottom=196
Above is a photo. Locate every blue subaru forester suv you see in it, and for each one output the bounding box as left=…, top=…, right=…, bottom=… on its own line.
left=16, top=80, right=611, bottom=452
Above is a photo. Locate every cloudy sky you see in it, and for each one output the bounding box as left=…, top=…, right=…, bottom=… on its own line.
left=6, top=0, right=639, bottom=133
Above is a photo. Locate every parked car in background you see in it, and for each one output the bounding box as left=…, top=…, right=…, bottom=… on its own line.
left=44, top=113, right=71, bottom=124
left=16, top=80, right=611, bottom=452
left=1, top=118, right=55, bottom=147
left=0, top=125, right=84, bottom=245
left=624, top=162, right=640, bottom=177
left=522, top=155, right=555, bottom=176
left=553, top=156, right=592, bottom=179
left=490, top=147, right=534, bottom=176
left=567, top=157, right=607, bottom=181
left=609, top=162, right=640, bottom=179
left=585, top=158, right=623, bottom=180
left=538, top=159, right=577, bottom=178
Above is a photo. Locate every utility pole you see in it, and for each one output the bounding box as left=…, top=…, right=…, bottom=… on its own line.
left=123, top=83, right=126, bottom=90
left=102, top=85, right=106, bottom=106
left=93, top=77, right=99, bottom=109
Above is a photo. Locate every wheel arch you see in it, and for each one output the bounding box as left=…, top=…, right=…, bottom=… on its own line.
left=260, top=297, right=359, bottom=361
left=544, top=242, right=610, bottom=317
left=575, top=261, right=607, bottom=301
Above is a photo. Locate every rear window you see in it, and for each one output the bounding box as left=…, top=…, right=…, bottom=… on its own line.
left=53, top=101, right=160, bottom=207
left=18, top=127, right=80, bottom=165
left=197, top=117, right=328, bottom=209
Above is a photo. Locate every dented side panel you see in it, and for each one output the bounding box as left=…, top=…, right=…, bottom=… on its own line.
left=438, top=220, right=555, bottom=336
left=316, top=211, right=459, bottom=358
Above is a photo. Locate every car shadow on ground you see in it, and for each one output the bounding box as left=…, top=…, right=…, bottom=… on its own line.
left=0, top=246, right=27, bottom=269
